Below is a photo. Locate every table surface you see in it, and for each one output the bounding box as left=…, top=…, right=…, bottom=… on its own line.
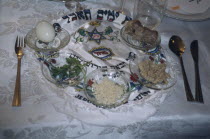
left=0, top=0, right=210, bottom=139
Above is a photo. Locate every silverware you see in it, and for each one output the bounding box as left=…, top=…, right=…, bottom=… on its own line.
left=169, top=35, right=194, bottom=101
left=12, top=36, right=25, bottom=106
left=190, top=40, right=204, bottom=103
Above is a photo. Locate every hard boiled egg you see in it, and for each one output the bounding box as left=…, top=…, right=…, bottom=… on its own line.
left=35, top=21, right=55, bottom=43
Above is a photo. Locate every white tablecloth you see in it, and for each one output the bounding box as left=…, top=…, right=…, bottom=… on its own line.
left=0, top=0, right=210, bottom=138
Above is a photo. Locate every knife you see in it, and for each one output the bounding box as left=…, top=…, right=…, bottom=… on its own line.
left=190, top=40, right=204, bottom=103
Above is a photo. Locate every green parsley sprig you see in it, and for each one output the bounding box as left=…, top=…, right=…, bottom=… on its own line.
left=50, top=57, right=86, bottom=81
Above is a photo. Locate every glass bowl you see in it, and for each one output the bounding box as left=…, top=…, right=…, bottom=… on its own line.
left=129, top=53, right=177, bottom=90
left=41, top=52, right=87, bottom=87
left=133, top=0, right=168, bottom=30
left=84, top=68, right=132, bottom=109
left=25, top=27, right=70, bottom=52
left=120, top=25, right=161, bottom=54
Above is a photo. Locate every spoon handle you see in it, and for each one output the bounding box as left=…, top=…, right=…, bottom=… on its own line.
left=194, top=62, right=204, bottom=103
left=179, top=57, right=194, bottom=101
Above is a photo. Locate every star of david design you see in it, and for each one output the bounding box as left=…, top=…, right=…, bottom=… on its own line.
left=87, top=28, right=106, bottom=44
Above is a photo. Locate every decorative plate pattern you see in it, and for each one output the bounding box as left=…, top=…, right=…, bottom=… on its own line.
left=32, top=8, right=178, bottom=125
left=129, top=52, right=177, bottom=90
left=25, top=24, right=70, bottom=52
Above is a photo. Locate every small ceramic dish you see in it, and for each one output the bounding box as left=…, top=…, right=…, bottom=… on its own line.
left=41, top=52, right=87, bottom=87
left=129, top=53, right=177, bottom=90
left=84, top=68, right=131, bottom=109
left=25, top=26, right=70, bottom=52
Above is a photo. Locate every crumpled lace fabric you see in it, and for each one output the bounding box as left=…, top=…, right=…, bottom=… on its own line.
left=0, top=0, right=210, bottom=139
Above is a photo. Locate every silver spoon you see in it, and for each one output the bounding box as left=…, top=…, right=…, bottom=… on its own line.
left=169, top=35, right=194, bottom=101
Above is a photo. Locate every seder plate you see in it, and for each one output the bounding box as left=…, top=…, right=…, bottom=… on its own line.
left=34, top=8, right=178, bottom=126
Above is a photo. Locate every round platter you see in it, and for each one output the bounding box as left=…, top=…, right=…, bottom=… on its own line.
left=34, top=8, right=179, bottom=126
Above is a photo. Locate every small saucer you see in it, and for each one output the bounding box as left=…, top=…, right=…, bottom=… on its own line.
left=41, top=51, right=87, bottom=88
left=25, top=27, right=70, bottom=52
left=120, top=26, right=161, bottom=55
left=129, top=53, right=177, bottom=90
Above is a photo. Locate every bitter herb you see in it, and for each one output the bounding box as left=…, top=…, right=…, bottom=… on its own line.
left=50, top=57, right=85, bottom=80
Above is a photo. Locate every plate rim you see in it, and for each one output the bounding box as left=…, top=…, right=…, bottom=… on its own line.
left=25, top=27, right=70, bottom=52
left=165, top=7, right=210, bottom=21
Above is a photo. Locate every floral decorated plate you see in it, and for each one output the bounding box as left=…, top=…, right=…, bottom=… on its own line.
left=33, top=8, right=179, bottom=125
left=129, top=53, right=177, bottom=90
left=120, top=25, right=161, bottom=54
left=25, top=24, right=70, bottom=52
left=84, top=68, right=132, bottom=109
left=41, top=51, right=87, bottom=87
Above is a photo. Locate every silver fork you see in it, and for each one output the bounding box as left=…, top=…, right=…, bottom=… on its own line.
left=12, top=36, right=25, bottom=106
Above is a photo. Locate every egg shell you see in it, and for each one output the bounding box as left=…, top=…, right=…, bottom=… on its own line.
left=36, top=21, right=55, bottom=43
